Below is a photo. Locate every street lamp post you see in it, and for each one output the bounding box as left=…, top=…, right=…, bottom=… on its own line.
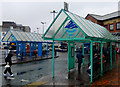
left=37, top=27, right=40, bottom=33
left=41, top=22, right=46, bottom=34
left=50, top=10, right=58, bottom=20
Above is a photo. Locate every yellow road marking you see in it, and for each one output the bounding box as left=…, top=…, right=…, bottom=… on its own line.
left=23, top=81, right=49, bottom=87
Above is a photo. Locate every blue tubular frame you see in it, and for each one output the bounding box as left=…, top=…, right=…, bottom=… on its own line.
left=20, top=43, right=23, bottom=61
left=16, top=42, right=18, bottom=59
left=1, top=29, right=53, bottom=63
left=30, top=43, right=32, bottom=58
left=38, top=42, right=42, bottom=57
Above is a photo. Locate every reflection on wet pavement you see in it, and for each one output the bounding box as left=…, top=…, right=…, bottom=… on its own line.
left=92, top=54, right=120, bottom=86
left=1, top=52, right=120, bottom=86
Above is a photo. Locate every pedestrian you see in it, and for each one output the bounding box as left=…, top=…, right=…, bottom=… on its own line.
left=76, top=50, right=84, bottom=73
left=34, top=49, right=38, bottom=58
left=54, top=48, right=57, bottom=57
left=3, top=50, right=14, bottom=77
left=87, top=53, right=99, bottom=76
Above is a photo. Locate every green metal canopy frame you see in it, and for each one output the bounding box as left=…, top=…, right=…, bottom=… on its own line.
left=43, top=9, right=118, bottom=42
left=42, top=9, right=118, bottom=83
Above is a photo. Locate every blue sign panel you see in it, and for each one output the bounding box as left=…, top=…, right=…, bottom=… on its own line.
left=64, top=20, right=78, bottom=37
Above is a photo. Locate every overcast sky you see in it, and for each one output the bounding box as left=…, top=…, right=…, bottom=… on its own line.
left=0, top=0, right=119, bottom=34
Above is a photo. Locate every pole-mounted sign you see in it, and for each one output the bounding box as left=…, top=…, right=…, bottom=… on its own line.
left=64, top=2, right=69, bottom=11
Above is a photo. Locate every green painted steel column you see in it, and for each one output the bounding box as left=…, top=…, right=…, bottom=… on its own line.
left=101, top=42, right=103, bottom=76
left=16, top=42, right=18, bottom=60
left=82, top=43, right=85, bottom=67
left=68, top=41, right=70, bottom=73
left=90, top=41, right=93, bottom=83
left=115, top=43, right=116, bottom=61
left=47, top=43, right=48, bottom=58
left=52, top=41, right=55, bottom=78
left=110, top=42, right=112, bottom=70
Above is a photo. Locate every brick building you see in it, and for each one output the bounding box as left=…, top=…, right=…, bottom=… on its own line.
left=85, top=11, right=120, bottom=47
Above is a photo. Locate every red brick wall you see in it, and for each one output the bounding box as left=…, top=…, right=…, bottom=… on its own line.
left=104, top=21, right=120, bottom=33
left=85, top=14, right=120, bottom=33
left=85, top=14, right=103, bottom=26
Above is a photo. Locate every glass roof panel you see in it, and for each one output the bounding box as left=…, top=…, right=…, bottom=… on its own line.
left=25, top=32, right=34, bottom=41
left=72, top=14, right=99, bottom=38
left=75, top=30, right=84, bottom=38
left=33, top=33, right=39, bottom=41
left=55, top=19, right=71, bottom=39
left=55, top=26, right=65, bottom=39
left=86, top=20, right=105, bottom=38
left=45, top=11, right=67, bottom=38
left=2, top=29, right=52, bottom=42
left=11, top=30, right=22, bottom=41
left=65, top=11, right=117, bottom=40
left=43, top=9, right=118, bottom=41
left=55, top=19, right=81, bottom=39
left=65, top=11, right=93, bottom=37
left=8, top=35, right=16, bottom=42
left=20, top=32, right=31, bottom=41
left=2, top=31, right=11, bottom=41
left=37, top=34, right=43, bottom=41
left=79, top=17, right=104, bottom=38
left=15, top=31, right=26, bottom=41
left=29, top=33, right=38, bottom=42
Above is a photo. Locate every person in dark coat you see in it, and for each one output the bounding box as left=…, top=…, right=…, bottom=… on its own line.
left=76, top=50, right=84, bottom=73
left=3, top=51, right=14, bottom=77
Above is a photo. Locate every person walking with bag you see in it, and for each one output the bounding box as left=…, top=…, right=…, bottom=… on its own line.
left=76, top=49, right=84, bottom=73
left=3, top=50, right=14, bottom=77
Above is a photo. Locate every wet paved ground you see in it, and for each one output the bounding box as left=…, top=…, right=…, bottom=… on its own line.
left=1, top=50, right=120, bottom=86
left=1, top=52, right=70, bottom=86
left=0, top=49, right=53, bottom=66
left=91, top=54, right=120, bottom=86
left=27, top=55, right=120, bottom=86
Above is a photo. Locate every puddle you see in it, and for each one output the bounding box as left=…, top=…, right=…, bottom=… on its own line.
left=17, top=71, right=26, bottom=75
left=29, top=69, right=34, bottom=72
left=38, top=68, right=42, bottom=70
left=16, top=68, right=42, bottom=76
left=20, top=79, right=30, bottom=82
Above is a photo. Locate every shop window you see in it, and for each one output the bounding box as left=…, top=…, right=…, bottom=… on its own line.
left=110, top=24, right=114, bottom=31
left=117, top=22, right=120, bottom=30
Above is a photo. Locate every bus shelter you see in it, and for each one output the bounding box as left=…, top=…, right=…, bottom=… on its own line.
left=42, top=9, right=118, bottom=83
left=2, top=29, right=52, bottom=60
